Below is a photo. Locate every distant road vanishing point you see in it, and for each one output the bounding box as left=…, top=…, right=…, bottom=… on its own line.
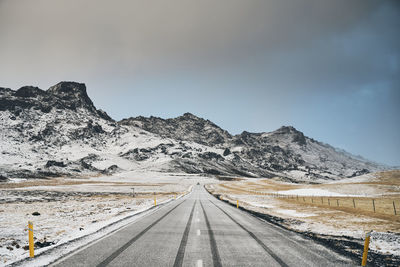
left=52, top=185, right=355, bottom=267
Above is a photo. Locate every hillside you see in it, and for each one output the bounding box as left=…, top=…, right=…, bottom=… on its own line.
left=0, top=82, right=386, bottom=182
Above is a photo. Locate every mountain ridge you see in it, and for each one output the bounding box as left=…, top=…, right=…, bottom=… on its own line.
left=0, top=82, right=388, bottom=182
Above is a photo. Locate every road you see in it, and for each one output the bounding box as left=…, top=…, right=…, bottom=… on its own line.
left=53, top=185, right=355, bottom=267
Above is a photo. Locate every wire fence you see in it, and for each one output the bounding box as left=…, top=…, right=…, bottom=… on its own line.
left=267, top=193, right=399, bottom=216
left=235, top=189, right=399, bottom=216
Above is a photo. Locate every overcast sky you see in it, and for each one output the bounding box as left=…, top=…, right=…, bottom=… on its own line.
left=0, top=0, right=399, bottom=166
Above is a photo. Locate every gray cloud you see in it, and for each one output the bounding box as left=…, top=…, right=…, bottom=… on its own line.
left=0, top=0, right=391, bottom=82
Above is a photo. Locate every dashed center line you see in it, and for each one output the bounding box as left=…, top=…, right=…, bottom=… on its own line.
left=197, top=259, right=203, bottom=267
left=197, top=229, right=201, bottom=236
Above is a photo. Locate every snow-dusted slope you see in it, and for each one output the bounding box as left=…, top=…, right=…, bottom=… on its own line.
left=120, top=112, right=232, bottom=146
left=230, top=126, right=384, bottom=180
left=0, top=82, right=386, bottom=182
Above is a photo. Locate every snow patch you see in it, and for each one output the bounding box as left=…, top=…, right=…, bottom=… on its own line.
left=277, top=188, right=356, bottom=197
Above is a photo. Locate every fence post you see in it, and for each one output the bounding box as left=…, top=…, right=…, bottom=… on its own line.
left=321, top=197, right=323, bottom=204
left=328, top=198, right=330, bottom=206
left=361, top=231, right=372, bottom=266
left=311, top=197, right=314, bottom=203
left=337, top=199, right=339, bottom=207
left=28, top=221, right=34, bottom=258
left=353, top=199, right=356, bottom=208
left=393, top=201, right=397, bottom=215
left=372, top=199, right=375, bottom=213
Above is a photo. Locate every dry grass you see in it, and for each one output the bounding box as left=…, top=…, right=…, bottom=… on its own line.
left=279, top=196, right=400, bottom=221
left=207, top=170, right=400, bottom=233
left=0, top=177, right=172, bottom=189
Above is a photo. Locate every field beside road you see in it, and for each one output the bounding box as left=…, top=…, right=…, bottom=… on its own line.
left=206, top=170, right=400, bottom=263
left=0, top=171, right=208, bottom=266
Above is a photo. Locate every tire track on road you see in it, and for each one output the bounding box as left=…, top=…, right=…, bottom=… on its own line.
left=97, top=199, right=186, bottom=267
left=209, top=199, right=289, bottom=267
left=173, top=200, right=197, bottom=267
left=200, top=201, right=222, bottom=267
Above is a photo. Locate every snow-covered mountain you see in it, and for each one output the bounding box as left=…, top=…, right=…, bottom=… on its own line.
left=0, top=82, right=386, bottom=182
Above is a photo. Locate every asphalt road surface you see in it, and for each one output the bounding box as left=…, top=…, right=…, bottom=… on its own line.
left=53, top=185, right=355, bottom=266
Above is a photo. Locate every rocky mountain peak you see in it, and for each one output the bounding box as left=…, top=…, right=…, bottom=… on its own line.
left=180, top=112, right=198, bottom=119
left=0, top=81, right=112, bottom=121
left=120, top=112, right=232, bottom=146
left=275, top=126, right=299, bottom=134
left=48, top=82, right=94, bottom=108
left=15, top=86, right=46, bottom=98
left=0, top=87, right=14, bottom=97
left=273, top=126, right=306, bottom=146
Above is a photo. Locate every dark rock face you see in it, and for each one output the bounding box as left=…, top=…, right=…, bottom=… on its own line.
left=79, top=154, right=100, bottom=171
left=199, top=152, right=224, bottom=161
left=122, top=148, right=150, bottom=161
left=120, top=112, right=232, bottom=146
left=48, top=82, right=94, bottom=110
left=45, top=161, right=66, bottom=168
left=273, top=126, right=306, bottom=145
left=34, top=240, right=54, bottom=248
left=350, top=169, right=370, bottom=177
left=15, top=86, right=46, bottom=98
left=0, top=81, right=112, bottom=121
left=223, top=148, right=231, bottom=156
left=0, top=87, right=13, bottom=95
left=102, top=165, right=120, bottom=174
left=0, top=175, right=8, bottom=182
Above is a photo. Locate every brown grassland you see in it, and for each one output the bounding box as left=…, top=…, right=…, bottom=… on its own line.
left=207, top=170, right=400, bottom=234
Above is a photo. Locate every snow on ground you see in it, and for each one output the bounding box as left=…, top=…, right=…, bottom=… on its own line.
left=370, top=232, right=400, bottom=257
left=325, top=173, right=377, bottom=184
left=273, top=209, right=316, bottom=218
left=276, top=188, right=355, bottom=197
left=0, top=191, right=174, bottom=266
left=0, top=172, right=203, bottom=266
left=209, top=181, right=400, bottom=258
left=291, top=217, right=400, bottom=257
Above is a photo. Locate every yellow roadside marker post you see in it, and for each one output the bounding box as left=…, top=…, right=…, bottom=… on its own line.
left=28, top=221, right=34, bottom=258
left=361, top=231, right=372, bottom=266
left=237, top=200, right=239, bottom=208
left=154, top=196, right=157, bottom=206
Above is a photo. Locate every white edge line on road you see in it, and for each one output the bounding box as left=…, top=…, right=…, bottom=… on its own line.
left=48, top=190, right=193, bottom=266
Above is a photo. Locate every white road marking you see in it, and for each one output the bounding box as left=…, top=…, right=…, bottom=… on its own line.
left=197, top=259, right=203, bottom=267
left=196, top=218, right=200, bottom=222
left=197, top=229, right=201, bottom=236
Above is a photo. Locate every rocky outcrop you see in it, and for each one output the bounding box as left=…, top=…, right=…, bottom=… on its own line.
left=0, top=81, right=112, bottom=120
left=120, top=112, right=231, bottom=146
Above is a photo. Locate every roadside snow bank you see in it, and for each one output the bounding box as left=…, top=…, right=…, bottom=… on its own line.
left=0, top=192, right=173, bottom=266
left=274, top=209, right=316, bottom=218
left=370, top=231, right=400, bottom=257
